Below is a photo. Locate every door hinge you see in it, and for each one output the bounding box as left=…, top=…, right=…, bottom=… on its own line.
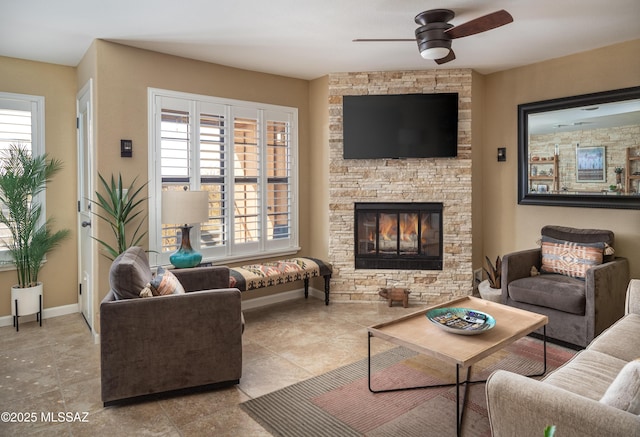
left=78, top=200, right=81, bottom=212
left=79, top=283, right=82, bottom=295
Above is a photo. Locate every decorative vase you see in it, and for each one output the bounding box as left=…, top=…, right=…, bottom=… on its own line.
left=478, top=279, right=502, bottom=303
left=11, top=283, right=43, bottom=331
left=169, top=225, right=202, bottom=268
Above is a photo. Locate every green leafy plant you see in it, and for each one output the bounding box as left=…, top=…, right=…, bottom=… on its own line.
left=483, top=255, right=502, bottom=289
left=90, top=173, right=148, bottom=260
left=0, top=144, right=70, bottom=288
left=544, top=425, right=556, bottom=437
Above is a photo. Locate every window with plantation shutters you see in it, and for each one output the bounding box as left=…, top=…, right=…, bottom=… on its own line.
left=0, top=93, right=45, bottom=262
left=148, top=89, right=298, bottom=266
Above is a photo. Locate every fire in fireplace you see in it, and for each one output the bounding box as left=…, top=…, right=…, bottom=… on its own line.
left=354, top=202, right=443, bottom=270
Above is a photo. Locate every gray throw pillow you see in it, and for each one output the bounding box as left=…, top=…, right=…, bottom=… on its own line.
left=600, top=359, right=640, bottom=414
left=109, top=246, right=152, bottom=300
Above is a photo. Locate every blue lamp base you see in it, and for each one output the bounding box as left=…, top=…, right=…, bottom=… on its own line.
left=170, top=225, right=202, bottom=268
left=170, top=249, right=202, bottom=269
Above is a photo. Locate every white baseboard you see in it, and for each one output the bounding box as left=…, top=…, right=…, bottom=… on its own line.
left=0, top=303, right=80, bottom=328
left=1, top=288, right=327, bottom=332
left=241, top=286, right=325, bottom=311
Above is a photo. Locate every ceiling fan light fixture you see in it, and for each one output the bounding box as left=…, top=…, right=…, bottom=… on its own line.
left=355, top=8, right=513, bottom=64
left=417, top=37, right=451, bottom=60
left=420, top=46, right=450, bottom=60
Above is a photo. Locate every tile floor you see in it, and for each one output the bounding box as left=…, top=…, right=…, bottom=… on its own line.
left=0, top=297, right=419, bottom=436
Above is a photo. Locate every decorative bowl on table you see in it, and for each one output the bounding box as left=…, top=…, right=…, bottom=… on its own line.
left=426, top=307, right=496, bottom=335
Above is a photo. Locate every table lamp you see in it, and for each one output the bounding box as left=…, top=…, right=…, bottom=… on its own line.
left=162, top=189, right=209, bottom=268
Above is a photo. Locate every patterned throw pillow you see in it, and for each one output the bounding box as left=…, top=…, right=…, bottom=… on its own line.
left=600, top=359, right=640, bottom=414
left=148, top=266, right=186, bottom=296
left=540, top=236, right=604, bottom=279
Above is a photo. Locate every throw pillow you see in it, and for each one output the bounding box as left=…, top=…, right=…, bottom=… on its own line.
left=109, top=246, right=153, bottom=299
left=600, top=359, right=640, bottom=414
left=148, top=266, right=186, bottom=296
left=540, top=236, right=604, bottom=279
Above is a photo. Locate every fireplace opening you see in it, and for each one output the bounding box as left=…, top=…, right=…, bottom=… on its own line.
left=354, top=202, right=443, bottom=270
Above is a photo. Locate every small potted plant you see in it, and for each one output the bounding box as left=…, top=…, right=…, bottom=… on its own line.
left=0, top=145, right=69, bottom=329
left=615, top=167, right=623, bottom=185
left=478, top=255, right=502, bottom=302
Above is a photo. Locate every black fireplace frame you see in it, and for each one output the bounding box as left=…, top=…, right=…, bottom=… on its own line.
left=354, top=202, right=443, bottom=270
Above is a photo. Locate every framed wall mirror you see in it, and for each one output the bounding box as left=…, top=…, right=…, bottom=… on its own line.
left=518, top=86, right=640, bottom=209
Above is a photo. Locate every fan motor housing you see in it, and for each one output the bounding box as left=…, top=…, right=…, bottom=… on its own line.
left=415, top=22, right=453, bottom=53
left=415, top=22, right=453, bottom=42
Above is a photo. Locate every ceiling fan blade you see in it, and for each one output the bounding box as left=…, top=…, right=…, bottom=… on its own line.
left=352, top=38, right=416, bottom=42
left=435, top=50, right=456, bottom=65
left=445, top=9, right=513, bottom=39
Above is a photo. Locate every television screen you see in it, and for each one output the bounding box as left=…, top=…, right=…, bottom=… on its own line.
left=342, top=93, right=459, bottom=159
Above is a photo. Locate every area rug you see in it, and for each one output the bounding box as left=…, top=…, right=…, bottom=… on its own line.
left=240, top=336, right=576, bottom=437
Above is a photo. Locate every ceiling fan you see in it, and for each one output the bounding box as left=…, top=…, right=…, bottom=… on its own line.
left=353, top=9, right=513, bottom=64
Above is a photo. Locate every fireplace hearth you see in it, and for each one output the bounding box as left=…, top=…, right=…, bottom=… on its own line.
left=354, top=202, right=443, bottom=270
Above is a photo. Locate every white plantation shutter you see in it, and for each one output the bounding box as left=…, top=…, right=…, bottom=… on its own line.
left=158, top=102, right=192, bottom=253
left=265, top=113, right=293, bottom=250
left=149, top=89, right=298, bottom=266
left=199, top=110, right=227, bottom=250
left=232, top=113, right=261, bottom=249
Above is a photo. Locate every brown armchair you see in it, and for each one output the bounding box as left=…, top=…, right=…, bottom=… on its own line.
left=100, top=247, right=243, bottom=405
left=501, top=225, right=629, bottom=348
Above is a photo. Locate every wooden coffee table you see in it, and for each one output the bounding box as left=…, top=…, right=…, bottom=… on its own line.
left=367, top=296, right=548, bottom=437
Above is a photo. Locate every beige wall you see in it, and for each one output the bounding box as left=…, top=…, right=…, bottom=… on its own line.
left=308, top=75, right=330, bottom=259
left=85, top=41, right=312, bottom=327
left=0, top=56, right=78, bottom=316
left=482, top=39, right=640, bottom=278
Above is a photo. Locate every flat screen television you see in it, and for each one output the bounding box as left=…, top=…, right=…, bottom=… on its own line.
left=342, top=93, right=459, bottom=159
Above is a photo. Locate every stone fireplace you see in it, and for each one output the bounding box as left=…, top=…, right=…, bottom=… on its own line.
left=328, top=70, right=474, bottom=305
left=354, top=202, right=443, bottom=270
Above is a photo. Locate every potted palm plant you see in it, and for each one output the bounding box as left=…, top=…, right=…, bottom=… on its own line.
left=89, top=173, right=147, bottom=260
left=0, top=145, right=69, bottom=328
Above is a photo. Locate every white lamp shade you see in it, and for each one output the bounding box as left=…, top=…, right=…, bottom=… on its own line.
left=162, top=190, right=209, bottom=225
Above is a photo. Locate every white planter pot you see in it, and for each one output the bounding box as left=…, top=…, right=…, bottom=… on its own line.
left=478, top=279, right=502, bottom=303
left=10, top=282, right=43, bottom=317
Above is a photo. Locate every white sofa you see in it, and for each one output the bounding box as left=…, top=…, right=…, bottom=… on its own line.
left=486, top=279, right=640, bottom=437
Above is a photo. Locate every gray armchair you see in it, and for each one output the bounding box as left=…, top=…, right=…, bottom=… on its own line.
left=100, top=247, right=243, bottom=405
left=501, top=225, right=629, bottom=348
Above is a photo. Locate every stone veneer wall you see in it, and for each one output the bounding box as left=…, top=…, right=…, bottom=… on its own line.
left=328, top=70, right=473, bottom=305
left=530, top=124, right=640, bottom=193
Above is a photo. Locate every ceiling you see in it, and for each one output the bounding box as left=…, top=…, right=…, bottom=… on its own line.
left=1, top=0, right=639, bottom=80
left=529, top=99, right=640, bottom=135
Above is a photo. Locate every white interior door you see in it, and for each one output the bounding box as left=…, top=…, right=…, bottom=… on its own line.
left=77, top=80, right=95, bottom=334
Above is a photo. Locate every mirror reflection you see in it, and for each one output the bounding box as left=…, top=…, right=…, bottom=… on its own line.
left=518, top=86, right=640, bottom=209
left=528, top=99, right=640, bottom=194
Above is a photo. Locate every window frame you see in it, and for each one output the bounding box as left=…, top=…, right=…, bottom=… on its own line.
left=148, top=88, right=299, bottom=267
left=0, top=92, right=45, bottom=264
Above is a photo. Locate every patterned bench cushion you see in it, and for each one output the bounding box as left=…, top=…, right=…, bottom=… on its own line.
left=229, top=257, right=332, bottom=291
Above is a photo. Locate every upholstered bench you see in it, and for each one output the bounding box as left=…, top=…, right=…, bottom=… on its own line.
left=229, top=257, right=332, bottom=305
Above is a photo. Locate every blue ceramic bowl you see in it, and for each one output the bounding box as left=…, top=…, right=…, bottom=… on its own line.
left=426, top=307, right=496, bottom=335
